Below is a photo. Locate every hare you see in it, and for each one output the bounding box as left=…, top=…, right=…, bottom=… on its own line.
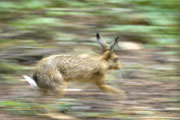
left=23, top=33, right=124, bottom=97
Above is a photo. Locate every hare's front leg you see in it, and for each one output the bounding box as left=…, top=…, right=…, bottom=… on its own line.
left=96, top=78, right=125, bottom=95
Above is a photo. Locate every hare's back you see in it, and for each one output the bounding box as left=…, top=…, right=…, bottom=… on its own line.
left=56, top=55, right=102, bottom=70
left=55, top=55, right=106, bottom=80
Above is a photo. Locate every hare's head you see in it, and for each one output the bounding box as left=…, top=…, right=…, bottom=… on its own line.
left=96, top=33, right=121, bottom=70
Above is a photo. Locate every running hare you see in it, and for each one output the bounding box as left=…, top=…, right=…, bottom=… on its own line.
left=23, top=33, right=124, bottom=97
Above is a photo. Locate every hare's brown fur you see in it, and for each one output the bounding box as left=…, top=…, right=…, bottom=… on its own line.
left=32, top=33, right=123, bottom=97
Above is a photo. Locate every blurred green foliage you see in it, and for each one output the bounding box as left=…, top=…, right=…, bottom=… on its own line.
left=0, top=0, right=179, bottom=46
left=0, top=101, right=37, bottom=115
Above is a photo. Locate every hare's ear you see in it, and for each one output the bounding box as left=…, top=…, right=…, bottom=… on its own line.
left=96, top=33, right=108, bottom=51
left=110, top=36, right=119, bottom=52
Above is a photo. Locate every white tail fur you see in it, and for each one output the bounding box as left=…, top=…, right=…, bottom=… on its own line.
left=22, top=75, right=39, bottom=89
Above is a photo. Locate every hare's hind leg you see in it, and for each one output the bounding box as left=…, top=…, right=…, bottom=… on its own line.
left=51, top=71, right=67, bottom=98
left=54, top=81, right=67, bottom=98
left=39, top=89, right=48, bottom=96
left=96, top=78, right=125, bottom=95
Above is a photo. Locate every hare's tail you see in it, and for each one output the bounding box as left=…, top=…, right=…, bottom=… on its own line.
left=22, top=75, right=39, bottom=89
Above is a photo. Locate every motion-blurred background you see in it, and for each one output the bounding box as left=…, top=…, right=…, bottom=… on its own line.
left=0, top=0, right=179, bottom=120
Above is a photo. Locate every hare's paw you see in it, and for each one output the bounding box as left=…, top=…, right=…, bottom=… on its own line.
left=116, top=89, right=127, bottom=99
left=98, top=84, right=126, bottom=99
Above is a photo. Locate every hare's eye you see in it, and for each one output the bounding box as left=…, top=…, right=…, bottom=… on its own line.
left=114, top=58, right=119, bottom=62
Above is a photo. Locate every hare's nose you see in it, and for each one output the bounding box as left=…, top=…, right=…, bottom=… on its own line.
left=118, top=64, right=121, bottom=69
left=116, top=63, right=121, bottom=69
